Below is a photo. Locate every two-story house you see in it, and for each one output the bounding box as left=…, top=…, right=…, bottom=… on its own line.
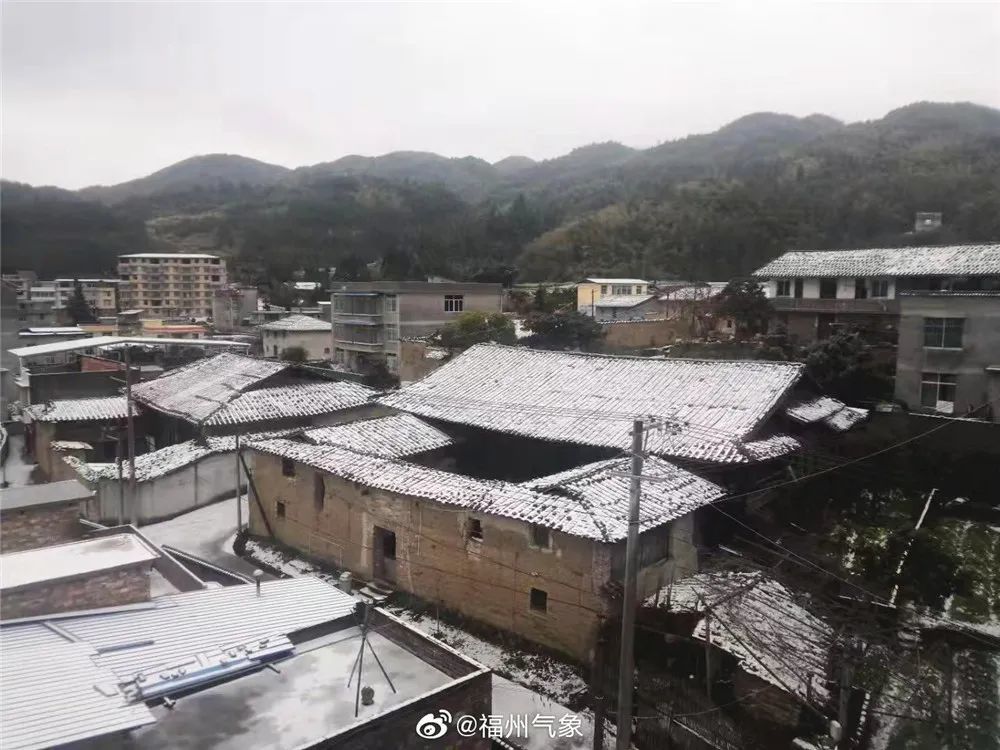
left=576, top=278, right=650, bottom=316
left=330, top=281, right=503, bottom=374
left=753, top=244, right=1000, bottom=344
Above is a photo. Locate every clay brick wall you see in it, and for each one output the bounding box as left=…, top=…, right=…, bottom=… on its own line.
left=2, top=564, right=151, bottom=619
left=601, top=319, right=692, bottom=351
left=249, top=453, right=613, bottom=662
left=0, top=503, right=82, bottom=553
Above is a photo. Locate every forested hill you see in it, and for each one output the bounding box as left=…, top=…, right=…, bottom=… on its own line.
left=3, top=101, right=999, bottom=283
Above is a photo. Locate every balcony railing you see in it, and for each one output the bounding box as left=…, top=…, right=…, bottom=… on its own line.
left=771, top=297, right=900, bottom=314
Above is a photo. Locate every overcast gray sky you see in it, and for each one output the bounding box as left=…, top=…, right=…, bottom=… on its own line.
left=3, top=1, right=998, bottom=189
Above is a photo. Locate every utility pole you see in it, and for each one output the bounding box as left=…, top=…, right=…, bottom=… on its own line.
left=592, top=628, right=607, bottom=750
left=124, top=346, right=137, bottom=526
left=235, top=433, right=243, bottom=530
left=616, top=419, right=644, bottom=750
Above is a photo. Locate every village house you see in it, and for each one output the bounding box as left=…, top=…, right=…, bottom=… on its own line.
left=0, top=479, right=92, bottom=552
left=592, top=293, right=658, bottom=322
left=246, top=437, right=727, bottom=663
left=893, top=291, right=1000, bottom=421
left=259, top=313, right=333, bottom=360
left=0, top=572, right=490, bottom=750
left=576, top=277, right=650, bottom=316
left=752, top=243, right=1000, bottom=344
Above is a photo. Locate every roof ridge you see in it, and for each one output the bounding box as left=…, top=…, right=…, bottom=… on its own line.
left=464, top=342, right=805, bottom=369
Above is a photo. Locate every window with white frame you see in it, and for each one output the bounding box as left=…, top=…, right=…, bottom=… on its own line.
left=444, top=295, right=464, bottom=312
left=920, top=372, right=957, bottom=413
left=600, top=285, right=608, bottom=294
left=384, top=323, right=399, bottom=341
left=923, top=318, right=964, bottom=349
left=612, top=284, right=631, bottom=295
left=776, top=280, right=792, bottom=297
left=384, top=295, right=397, bottom=313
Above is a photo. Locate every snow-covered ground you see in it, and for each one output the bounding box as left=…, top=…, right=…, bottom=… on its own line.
left=1, top=433, right=41, bottom=487
left=141, top=495, right=259, bottom=577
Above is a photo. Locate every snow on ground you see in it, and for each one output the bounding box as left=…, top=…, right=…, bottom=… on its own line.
left=141, top=495, right=260, bottom=577
left=243, top=537, right=337, bottom=581
left=1, top=433, right=41, bottom=486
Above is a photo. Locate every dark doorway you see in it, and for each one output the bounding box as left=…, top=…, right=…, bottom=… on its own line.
left=817, top=313, right=835, bottom=339
left=819, top=279, right=837, bottom=299
left=793, top=279, right=803, bottom=298
left=373, top=526, right=397, bottom=583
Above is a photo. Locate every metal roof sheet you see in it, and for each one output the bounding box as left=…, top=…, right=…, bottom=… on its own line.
left=203, top=380, right=375, bottom=427
left=131, top=353, right=288, bottom=424
left=583, top=278, right=648, bottom=284
left=260, top=314, right=332, bottom=332
left=594, top=294, right=655, bottom=308
left=381, top=344, right=806, bottom=464
left=303, top=413, right=453, bottom=458
left=0, top=479, right=93, bottom=512
left=24, top=395, right=136, bottom=423
left=753, top=244, right=1000, bottom=278
left=248, top=439, right=719, bottom=542
left=7, top=336, right=251, bottom=358
left=0, top=534, right=157, bottom=592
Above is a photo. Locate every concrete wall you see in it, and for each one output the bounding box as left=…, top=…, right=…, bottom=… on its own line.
left=397, top=290, right=503, bottom=340
left=86, top=451, right=243, bottom=525
left=248, top=452, right=613, bottom=661
left=33, top=421, right=117, bottom=482
left=25, top=369, right=123, bottom=404
left=1, top=564, right=151, bottom=619
left=0, top=502, right=82, bottom=552
left=894, top=296, right=1000, bottom=419
left=262, top=329, right=331, bottom=361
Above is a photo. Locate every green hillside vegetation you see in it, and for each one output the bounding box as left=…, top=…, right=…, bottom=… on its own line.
left=3, top=102, right=998, bottom=284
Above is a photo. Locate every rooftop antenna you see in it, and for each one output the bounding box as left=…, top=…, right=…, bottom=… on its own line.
left=346, top=601, right=397, bottom=717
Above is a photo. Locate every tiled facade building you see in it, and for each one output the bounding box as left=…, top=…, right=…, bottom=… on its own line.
left=118, top=253, right=227, bottom=318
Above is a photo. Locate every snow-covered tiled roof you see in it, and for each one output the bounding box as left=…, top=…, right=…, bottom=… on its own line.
left=753, top=244, right=1000, bottom=278
left=659, top=283, right=728, bottom=301
left=584, top=278, right=647, bottom=284
left=594, top=294, right=654, bottom=308
left=260, top=314, right=332, bottom=332
left=784, top=396, right=846, bottom=424
left=823, top=406, right=868, bottom=432
left=248, top=439, right=714, bottom=542
left=381, top=344, right=806, bottom=463
left=203, top=381, right=376, bottom=427
left=303, top=414, right=453, bottom=458
left=67, top=431, right=296, bottom=483
left=24, top=396, right=137, bottom=423
left=523, top=456, right=726, bottom=536
left=650, top=570, right=833, bottom=704
left=742, top=433, right=801, bottom=462
left=131, top=353, right=288, bottom=424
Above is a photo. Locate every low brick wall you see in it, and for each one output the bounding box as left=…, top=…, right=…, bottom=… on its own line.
left=0, top=503, right=82, bottom=553
left=2, top=564, right=151, bottom=619
left=601, top=319, right=691, bottom=351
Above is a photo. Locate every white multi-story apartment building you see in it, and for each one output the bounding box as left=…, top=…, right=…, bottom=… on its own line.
left=52, top=279, right=120, bottom=316
left=118, top=253, right=227, bottom=318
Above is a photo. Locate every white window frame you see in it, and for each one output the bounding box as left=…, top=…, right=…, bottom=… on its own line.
left=384, top=295, right=397, bottom=313
left=870, top=279, right=889, bottom=298
left=923, top=317, right=964, bottom=349
left=776, top=280, right=792, bottom=297
left=444, top=294, right=464, bottom=313
left=920, top=372, right=957, bottom=414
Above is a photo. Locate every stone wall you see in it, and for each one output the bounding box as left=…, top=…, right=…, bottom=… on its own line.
left=0, top=503, right=82, bottom=553
left=248, top=452, right=613, bottom=662
left=2, top=564, right=151, bottom=619
left=600, top=319, right=691, bottom=351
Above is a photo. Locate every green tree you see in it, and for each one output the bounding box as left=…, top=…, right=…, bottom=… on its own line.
left=802, top=331, right=892, bottom=403
left=714, top=279, right=772, bottom=338
left=66, top=279, right=97, bottom=323
left=280, top=345, right=308, bottom=363
left=438, top=312, right=516, bottom=349
left=522, top=311, right=604, bottom=351
left=332, top=253, right=372, bottom=281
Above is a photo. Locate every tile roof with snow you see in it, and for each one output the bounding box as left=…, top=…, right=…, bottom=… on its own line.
left=753, top=243, right=1000, bottom=279
left=381, top=344, right=807, bottom=463
left=0, top=577, right=355, bottom=750
left=130, top=352, right=288, bottom=423
left=7, top=336, right=251, bottom=359
left=649, top=570, right=834, bottom=704
left=660, top=283, right=729, bottom=301
left=303, top=413, right=453, bottom=458
left=203, top=380, right=377, bottom=427
left=583, top=277, right=648, bottom=285
left=260, top=314, right=332, bottom=331
left=784, top=396, right=868, bottom=432
left=594, top=294, right=655, bottom=308
left=24, top=396, right=137, bottom=423
left=248, top=439, right=718, bottom=542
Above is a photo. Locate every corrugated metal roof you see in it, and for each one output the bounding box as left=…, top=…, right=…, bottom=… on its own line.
left=131, top=353, right=288, bottom=424
left=7, top=336, right=251, bottom=358
left=260, top=314, right=332, bottom=331
left=1, top=534, right=157, bottom=592
left=303, top=413, right=453, bottom=458
left=0, top=578, right=355, bottom=749
left=248, top=439, right=719, bottom=542
left=0, top=479, right=93, bottom=512
left=594, top=294, right=655, bottom=309
left=753, top=244, right=1000, bottom=278
left=23, top=395, right=136, bottom=423
left=381, top=344, right=806, bottom=464
left=203, top=380, right=375, bottom=427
